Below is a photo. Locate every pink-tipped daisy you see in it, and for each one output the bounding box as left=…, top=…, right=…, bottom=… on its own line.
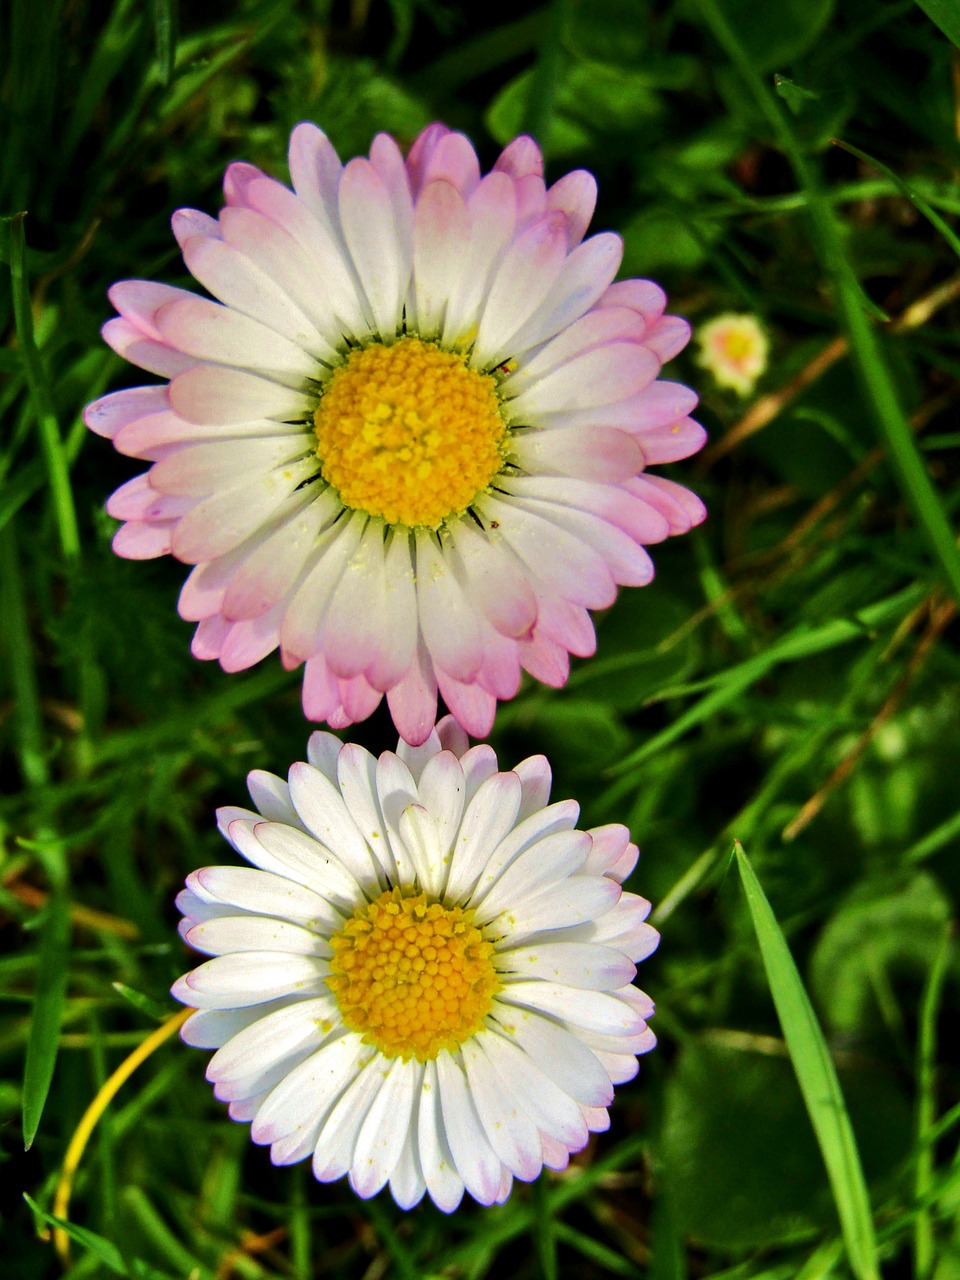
left=172, top=717, right=658, bottom=1211
left=85, top=122, right=706, bottom=744
left=696, top=312, right=769, bottom=396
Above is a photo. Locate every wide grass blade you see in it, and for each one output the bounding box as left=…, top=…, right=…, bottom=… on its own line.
left=733, top=843, right=880, bottom=1280
left=914, top=0, right=960, bottom=49
left=22, top=888, right=70, bottom=1149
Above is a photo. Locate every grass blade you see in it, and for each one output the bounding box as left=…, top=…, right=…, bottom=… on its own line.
left=22, top=888, right=70, bottom=1149
left=914, top=925, right=952, bottom=1278
left=914, top=0, right=960, bottom=49
left=733, top=843, right=880, bottom=1280
left=6, top=214, right=81, bottom=563
left=23, top=1194, right=129, bottom=1275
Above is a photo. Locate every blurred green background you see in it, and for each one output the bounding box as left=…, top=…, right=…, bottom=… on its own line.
left=4, top=0, right=960, bottom=1276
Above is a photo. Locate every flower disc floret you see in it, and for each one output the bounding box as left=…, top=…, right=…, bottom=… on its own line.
left=315, top=338, right=506, bottom=528
left=328, top=887, right=500, bottom=1060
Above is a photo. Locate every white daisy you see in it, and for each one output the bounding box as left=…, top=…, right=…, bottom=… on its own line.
left=172, top=716, right=659, bottom=1211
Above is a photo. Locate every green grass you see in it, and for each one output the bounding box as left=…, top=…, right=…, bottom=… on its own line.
left=4, top=0, right=960, bottom=1276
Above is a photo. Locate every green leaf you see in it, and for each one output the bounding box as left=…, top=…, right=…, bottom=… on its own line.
left=22, top=889, right=70, bottom=1149
left=914, top=0, right=960, bottom=50
left=734, top=843, right=880, bottom=1280
left=112, top=983, right=174, bottom=1024
left=709, top=0, right=834, bottom=71
left=151, top=0, right=177, bottom=86
left=833, top=138, right=960, bottom=263
left=23, top=1194, right=129, bottom=1274
left=810, top=875, right=952, bottom=1035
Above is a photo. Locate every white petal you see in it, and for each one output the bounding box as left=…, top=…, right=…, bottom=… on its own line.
left=497, top=875, right=621, bottom=943
left=207, top=997, right=334, bottom=1086
left=499, top=981, right=643, bottom=1037
left=174, top=951, right=328, bottom=1009
left=336, top=743, right=397, bottom=880
left=179, top=1005, right=277, bottom=1049
left=169, top=363, right=310, bottom=426
left=435, top=1051, right=504, bottom=1204
left=477, top=1028, right=588, bottom=1149
left=182, top=233, right=326, bottom=348
left=192, top=866, right=339, bottom=932
left=496, top=941, right=634, bottom=990
left=417, top=1060, right=465, bottom=1212
left=250, top=821, right=364, bottom=914
left=185, top=914, right=329, bottom=958
left=312, top=1057, right=389, bottom=1181
left=444, top=771, right=522, bottom=903
left=252, top=1033, right=367, bottom=1145
left=350, top=1058, right=419, bottom=1197
left=473, top=213, right=568, bottom=368
left=375, top=751, right=421, bottom=883
left=476, top=828, right=591, bottom=920
left=441, top=172, right=517, bottom=347
left=287, top=761, right=381, bottom=888
left=279, top=512, right=368, bottom=666
left=461, top=1038, right=542, bottom=1181
left=491, top=1005, right=612, bottom=1107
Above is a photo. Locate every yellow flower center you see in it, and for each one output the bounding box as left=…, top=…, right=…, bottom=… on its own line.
left=717, top=329, right=757, bottom=368
left=314, top=337, right=507, bottom=529
left=327, top=887, right=501, bottom=1061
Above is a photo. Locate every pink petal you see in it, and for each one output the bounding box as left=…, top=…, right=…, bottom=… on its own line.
left=644, top=315, right=691, bottom=363
left=412, top=180, right=469, bottom=337
left=405, top=122, right=452, bottom=194
left=220, top=606, right=283, bottom=672
left=339, top=157, right=408, bottom=338
left=84, top=386, right=168, bottom=440
left=108, top=280, right=197, bottom=338
left=599, top=279, right=666, bottom=324
left=446, top=521, right=537, bottom=640
left=172, top=207, right=220, bottom=248
left=511, top=425, right=643, bottom=485
left=288, top=122, right=343, bottom=229
left=101, top=317, right=195, bottom=379
left=169, top=365, right=309, bottom=425
left=182, top=233, right=325, bottom=349
left=418, top=132, right=481, bottom=198
left=546, top=170, right=597, bottom=248
left=435, top=671, right=497, bottom=739
left=508, top=303, right=644, bottom=391
left=479, top=493, right=617, bottom=610
left=385, top=643, right=439, bottom=747
left=473, top=212, right=569, bottom=367
left=507, top=232, right=623, bottom=359
left=494, top=135, right=543, bottom=180
left=111, top=520, right=174, bottom=559
left=635, top=416, right=707, bottom=463
left=626, top=474, right=707, bottom=534
left=519, top=632, right=570, bottom=687
left=506, top=342, right=659, bottom=419
left=415, top=532, right=484, bottom=682
left=440, top=172, right=517, bottom=347
left=301, top=653, right=339, bottom=722
left=504, top=475, right=670, bottom=544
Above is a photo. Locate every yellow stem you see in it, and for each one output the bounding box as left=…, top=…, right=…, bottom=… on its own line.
left=52, top=1007, right=192, bottom=1264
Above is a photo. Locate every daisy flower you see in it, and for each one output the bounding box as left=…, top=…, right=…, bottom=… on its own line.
left=86, top=122, right=706, bottom=744
left=696, top=312, right=769, bottom=396
left=172, top=717, right=659, bottom=1211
